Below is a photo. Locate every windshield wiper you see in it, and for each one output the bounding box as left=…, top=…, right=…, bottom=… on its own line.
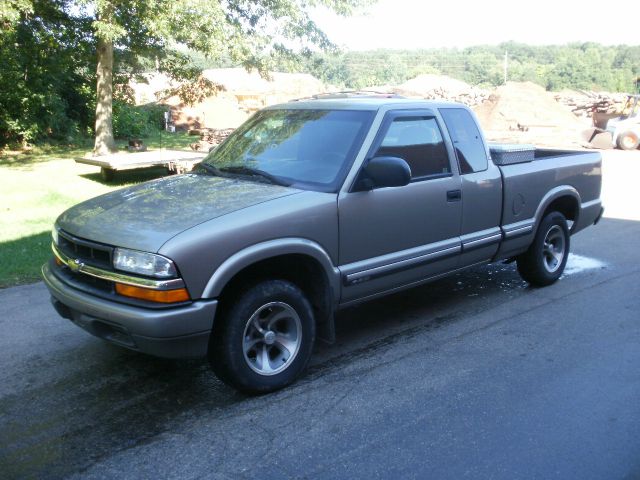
left=218, top=166, right=291, bottom=187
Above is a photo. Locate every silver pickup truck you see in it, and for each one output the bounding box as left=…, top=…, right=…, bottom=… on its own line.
left=43, top=97, right=603, bottom=393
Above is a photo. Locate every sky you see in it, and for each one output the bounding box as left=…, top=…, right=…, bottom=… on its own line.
left=312, top=0, right=640, bottom=51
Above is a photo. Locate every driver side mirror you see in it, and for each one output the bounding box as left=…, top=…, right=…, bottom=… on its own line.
left=354, top=156, right=412, bottom=191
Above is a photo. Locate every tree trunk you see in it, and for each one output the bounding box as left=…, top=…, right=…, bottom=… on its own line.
left=94, top=37, right=116, bottom=155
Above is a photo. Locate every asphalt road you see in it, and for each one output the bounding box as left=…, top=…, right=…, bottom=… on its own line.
left=1, top=151, right=639, bottom=479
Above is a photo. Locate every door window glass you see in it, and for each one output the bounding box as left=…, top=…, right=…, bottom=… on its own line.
left=374, top=117, right=451, bottom=179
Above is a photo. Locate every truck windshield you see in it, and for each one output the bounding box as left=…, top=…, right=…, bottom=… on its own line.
left=201, top=109, right=374, bottom=192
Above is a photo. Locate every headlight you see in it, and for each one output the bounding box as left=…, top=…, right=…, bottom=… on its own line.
left=113, top=248, right=177, bottom=278
left=52, top=227, right=59, bottom=246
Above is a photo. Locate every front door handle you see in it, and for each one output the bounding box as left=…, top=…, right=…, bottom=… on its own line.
left=447, top=189, right=462, bottom=202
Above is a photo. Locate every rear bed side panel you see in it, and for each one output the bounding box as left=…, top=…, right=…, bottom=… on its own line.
left=495, top=151, right=602, bottom=259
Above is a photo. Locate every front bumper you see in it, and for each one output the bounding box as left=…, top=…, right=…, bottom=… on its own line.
left=42, top=262, right=218, bottom=358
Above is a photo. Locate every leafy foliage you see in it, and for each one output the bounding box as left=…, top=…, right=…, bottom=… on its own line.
left=0, top=0, right=95, bottom=145
left=294, top=43, right=640, bottom=92
left=1, top=0, right=370, bottom=147
left=112, top=102, right=167, bottom=138
left=160, top=77, right=221, bottom=107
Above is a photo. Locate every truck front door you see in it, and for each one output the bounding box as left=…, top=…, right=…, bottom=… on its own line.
left=338, top=110, right=463, bottom=303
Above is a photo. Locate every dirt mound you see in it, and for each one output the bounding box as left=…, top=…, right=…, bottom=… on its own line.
left=398, top=74, right=475, bottom=95
left=140, top=68, right=327, bottom=130
left=202, top=68, right=326, bottom=107
left=393, top=74, right=489, bottom=107
left=473, top=82, right=588, bottom=147
left=130, top=73, right=175, bottom=105
left=163, top=94, right=249, bottom=130
left=475, top=82, right=582, bottom=130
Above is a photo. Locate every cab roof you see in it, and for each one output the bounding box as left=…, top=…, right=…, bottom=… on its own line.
left=266, top=97, right=466, bottom=112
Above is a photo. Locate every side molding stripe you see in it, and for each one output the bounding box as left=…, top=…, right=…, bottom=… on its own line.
left=502, top=219, right=535, bottom=239
left=343, top=245, right=461, bottom=286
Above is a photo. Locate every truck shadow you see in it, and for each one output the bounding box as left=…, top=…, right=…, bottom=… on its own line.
left=308, top=260, right=529, bottom=376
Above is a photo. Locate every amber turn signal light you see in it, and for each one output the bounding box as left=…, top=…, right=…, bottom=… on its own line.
left=115, top=283, right=190, bottom=303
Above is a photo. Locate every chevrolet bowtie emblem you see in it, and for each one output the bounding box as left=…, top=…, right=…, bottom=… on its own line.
left=69, top=258, right=84, bottom=272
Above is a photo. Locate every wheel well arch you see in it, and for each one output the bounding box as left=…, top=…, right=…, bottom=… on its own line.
left=216, top=254, right=336, bottom=341
left=536, top=187, right=581, bottom=234
left=543, top=195, right=579, bottom=223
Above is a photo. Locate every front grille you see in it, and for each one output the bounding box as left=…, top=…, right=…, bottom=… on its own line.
left=55, top=263, right=114, bottom=294
left=57, top=230, right=113, bottom=270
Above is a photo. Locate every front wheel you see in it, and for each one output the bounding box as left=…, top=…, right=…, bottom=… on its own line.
left=516, top=211, right=570, bottom=287
left=209, top=280, right=315, bottom=394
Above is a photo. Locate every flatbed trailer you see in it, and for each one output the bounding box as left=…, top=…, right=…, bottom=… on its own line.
left=76, top=150, right=207, bottom=181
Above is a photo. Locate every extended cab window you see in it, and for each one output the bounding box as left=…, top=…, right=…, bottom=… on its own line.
left=374, top=117, right=451, bottom=179
left=440, top=108, right=488, bottom=174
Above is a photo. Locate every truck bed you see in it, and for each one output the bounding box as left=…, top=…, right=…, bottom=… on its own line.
left=494, top=148, right=602, bottom=259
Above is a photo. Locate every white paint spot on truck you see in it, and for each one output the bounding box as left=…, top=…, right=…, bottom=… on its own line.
left=562, top=254, right=607, bottom=276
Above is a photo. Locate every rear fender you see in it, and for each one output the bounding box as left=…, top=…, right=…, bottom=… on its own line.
left=534, top=186, right=581, bottom=233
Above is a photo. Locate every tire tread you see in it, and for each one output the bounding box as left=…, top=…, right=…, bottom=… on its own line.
left=516, top=211, right=570, bottom=287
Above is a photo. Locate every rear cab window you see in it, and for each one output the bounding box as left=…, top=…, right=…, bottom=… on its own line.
left=439, top=108, right=488, bottom=174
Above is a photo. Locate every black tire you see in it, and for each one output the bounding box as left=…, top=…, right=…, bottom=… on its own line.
left=209, top=280, right=315, bottom=394
left=516, top=211, right=570, bottom=287
left=100, top=167, right=115, bottom=182
left=616, top=131, right=639, bottom=150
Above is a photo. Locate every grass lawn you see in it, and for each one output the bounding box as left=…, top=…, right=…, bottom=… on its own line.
left=0, top=131, right=195, bottom=288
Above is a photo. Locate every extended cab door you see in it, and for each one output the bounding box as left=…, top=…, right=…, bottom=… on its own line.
left=338, top=110, right=463, bottom=303
left=439, top=108, right=503, bottom=266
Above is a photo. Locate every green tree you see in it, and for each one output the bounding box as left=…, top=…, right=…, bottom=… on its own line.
left=1, top=0, right=373, bottom=151
left=85, top=0, right=372, bottom=155
left=0, top=0, right=94, bottom=145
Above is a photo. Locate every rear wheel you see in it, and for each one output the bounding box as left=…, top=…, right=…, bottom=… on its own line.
left=516, top=212, right=570, bottom=287
left=209, top=280, right=315, bottom=394
left=617, top=131, right=639, bottom=150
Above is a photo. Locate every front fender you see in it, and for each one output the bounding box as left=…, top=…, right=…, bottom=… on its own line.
left=201, top=238, right=341, bottom=301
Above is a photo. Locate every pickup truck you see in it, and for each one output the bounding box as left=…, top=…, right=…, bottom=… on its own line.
left=43, top=96, right=603, bottom=394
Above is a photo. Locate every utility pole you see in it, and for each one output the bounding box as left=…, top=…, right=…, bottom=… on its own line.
left=503, top=51, right=508, bottom=84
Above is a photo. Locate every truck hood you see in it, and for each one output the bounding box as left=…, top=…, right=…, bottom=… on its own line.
left=57, top=173, right=300, bottom=252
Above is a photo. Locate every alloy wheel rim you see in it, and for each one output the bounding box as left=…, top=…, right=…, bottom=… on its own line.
left=242, top=302, right=302, bottom=376
left=542, top=225, right=566, bottom=273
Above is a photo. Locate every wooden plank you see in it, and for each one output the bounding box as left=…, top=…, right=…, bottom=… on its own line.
left=75, top=150, right=206, bottom=171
